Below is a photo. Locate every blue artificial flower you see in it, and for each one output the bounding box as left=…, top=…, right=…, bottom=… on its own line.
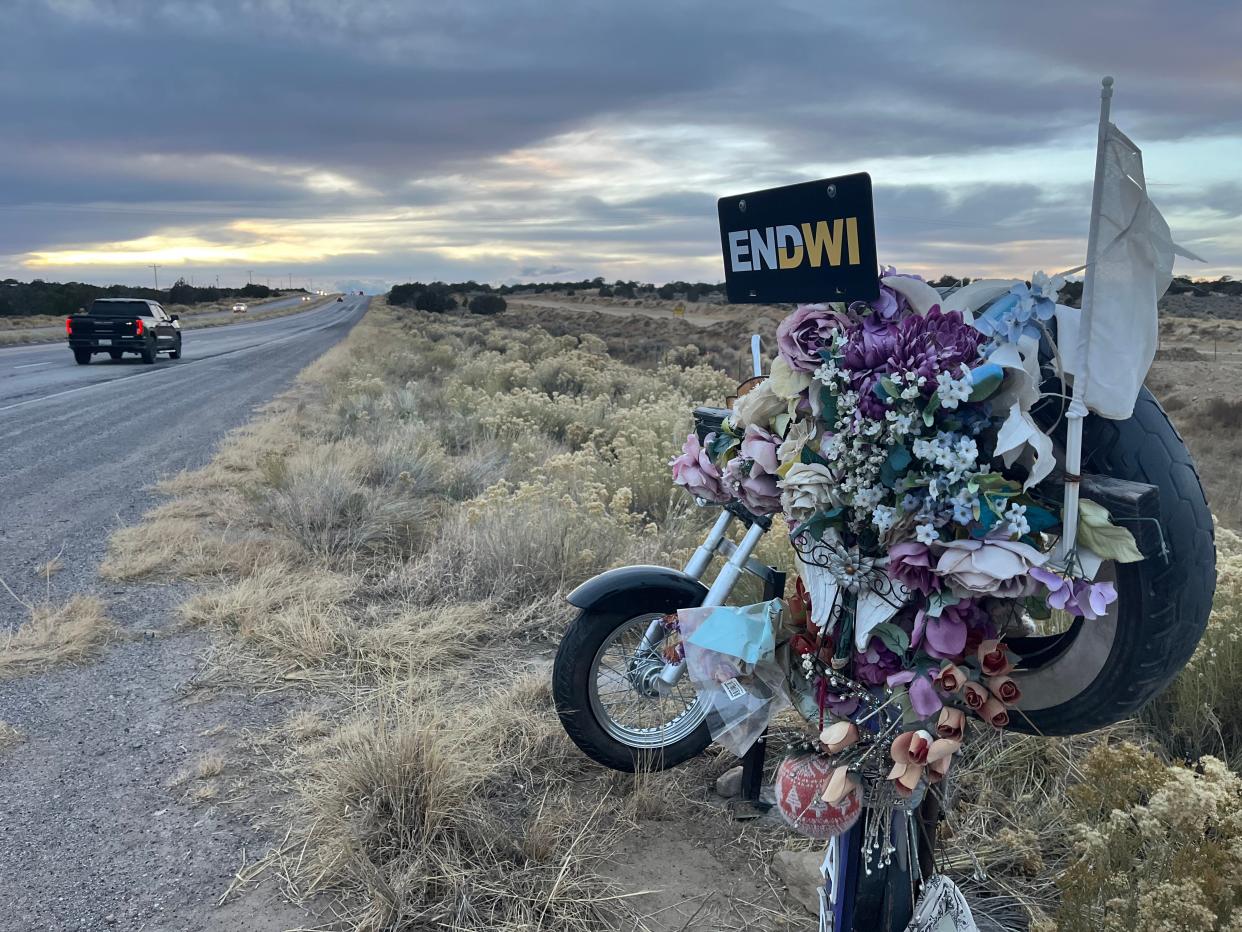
left=974, top=271, right=1064, bottom=345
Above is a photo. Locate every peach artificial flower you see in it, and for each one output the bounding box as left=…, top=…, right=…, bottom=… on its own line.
left=981, top=696, right=1010, bottom=728
left=891, top=729, right=934, bottom=766
left=886, top=761, right=925, bottom=797
left=821, top=765, right=860, bottom=805
left=935, top=662, right=966, bottom=693
left=977, top=639, right=1015, bottom=677
left=936, top=706, right=966, bottom=741
left=962, top=680, right=988, bottom=711
left=820, top=720, right=860, bottom=755
left=987, top=674, right=1022, bottom=706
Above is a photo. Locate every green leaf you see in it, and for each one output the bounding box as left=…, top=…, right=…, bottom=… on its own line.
left=1022, top=503, right=1058, bottom=534
left=773, top=412, right=792, bottom=437
left=1023, top=595, right=1052, bottom=620
left=1077, top=499, right=1144, bottom=563
left=819, top=386, right=838, bottom=426
left=877, top=376, right=900, bottom=400
left=872, top=622, right=910, bottom=656
left=879, top=444, right=912, bottom=488
left=922, top=393, right=941, bottom=427
left=925, top=590, right=961, bottom=618
left=794, top=508, right=843, bottom=542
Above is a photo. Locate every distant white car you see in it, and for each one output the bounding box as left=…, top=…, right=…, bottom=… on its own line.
left=232, top=303, right=247, bottom=313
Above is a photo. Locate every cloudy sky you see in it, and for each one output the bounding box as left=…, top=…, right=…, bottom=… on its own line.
left=3, top=0, right=1240, bottom=292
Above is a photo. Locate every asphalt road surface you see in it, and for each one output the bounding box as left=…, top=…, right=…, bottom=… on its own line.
left=10, top=292, right=316, bottom=344
left=0, top=295, right=366, bottom=931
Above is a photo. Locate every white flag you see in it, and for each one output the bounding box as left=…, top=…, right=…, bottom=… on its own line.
left=1059, top=123, right=1204, bottom=420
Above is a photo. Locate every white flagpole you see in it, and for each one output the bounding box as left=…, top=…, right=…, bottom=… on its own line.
left=1059, top=76, right=1114, bottom=566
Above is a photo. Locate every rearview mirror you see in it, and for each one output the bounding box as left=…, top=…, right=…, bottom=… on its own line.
left=169, top=314, right=180, bottom=322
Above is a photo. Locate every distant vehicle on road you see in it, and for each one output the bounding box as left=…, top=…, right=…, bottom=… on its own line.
left=232, top=302, right=247, bottom=313
left=336, top=296, right=344, bottom=302
left=66, top=298, right=181, bottom=365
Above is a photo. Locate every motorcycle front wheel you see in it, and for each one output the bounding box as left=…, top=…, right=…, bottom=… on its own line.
left=553, top=597, right=712, bottom=772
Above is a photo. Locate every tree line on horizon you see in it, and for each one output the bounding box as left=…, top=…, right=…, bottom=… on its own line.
left=0, top=277, right=301, bottom=318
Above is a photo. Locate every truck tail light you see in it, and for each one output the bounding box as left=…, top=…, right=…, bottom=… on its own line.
left=65, top=317, right=72, bottom=335
left=135, top=319, right=144, bottom=336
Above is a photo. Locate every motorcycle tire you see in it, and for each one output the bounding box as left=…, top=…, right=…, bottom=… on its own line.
left=553, top=596, right=712, bottom=773
left=1008, top=386, right=1215, bottom=735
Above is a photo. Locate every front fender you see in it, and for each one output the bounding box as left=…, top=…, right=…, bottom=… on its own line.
left=566, top=565, right=708, bottom=617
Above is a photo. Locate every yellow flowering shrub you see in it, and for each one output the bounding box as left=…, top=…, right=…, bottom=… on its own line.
left=1058, top=746, right=1242, bottom=931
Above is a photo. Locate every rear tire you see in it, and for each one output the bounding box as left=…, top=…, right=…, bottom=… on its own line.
left=553, top=601, right=711, bottom=773
left=1010, top=388, right=1215, bottom=735
left=140, top=343, right=156, bottom=364
left=73, top=349, right=91, bottom=365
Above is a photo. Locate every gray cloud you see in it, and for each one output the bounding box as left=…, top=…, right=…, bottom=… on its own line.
left=3, top=0, right=1240, bottom=285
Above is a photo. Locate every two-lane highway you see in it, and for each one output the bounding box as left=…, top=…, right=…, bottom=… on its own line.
left=0, top=294, right=368, bottom=606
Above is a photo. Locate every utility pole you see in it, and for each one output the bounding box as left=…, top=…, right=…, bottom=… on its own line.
left=150, top=264, right=160, bottom=290
left=215, top=274, right=219, bottom=288
left=248, top=270, right=253, bottom=285
left=288, top=273, right=293, bottom=289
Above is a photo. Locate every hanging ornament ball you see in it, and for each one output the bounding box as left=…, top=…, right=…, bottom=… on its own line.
left=775, top=754, right=861, bottom=839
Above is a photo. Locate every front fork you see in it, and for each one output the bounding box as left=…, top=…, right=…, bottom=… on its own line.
left=633, top=509, right=771, bottom=691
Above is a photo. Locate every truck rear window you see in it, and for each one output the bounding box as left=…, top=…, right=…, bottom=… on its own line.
left=89, top=300, right=151, bottom=317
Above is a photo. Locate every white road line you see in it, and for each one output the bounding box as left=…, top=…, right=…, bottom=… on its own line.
left=13, top=362, right=52, bottom=369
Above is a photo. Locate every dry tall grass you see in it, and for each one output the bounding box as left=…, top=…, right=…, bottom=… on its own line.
left=0, top=595, right=115, bottom=680
left=105, top=298, right=1241, bottom=930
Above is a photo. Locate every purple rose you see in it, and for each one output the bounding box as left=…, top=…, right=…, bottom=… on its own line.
left=912, top=599, right=991, bottom=663
left=723, top=455, right=782, bottom=515
left=887, top=540, right=942, bottom=595
left=848, top=270, right=912, bottom=321
left=855, top=637, right=903, bottom=686
left=669, top=432, right=729, bottom=503
left=776, top=303, right=848, bottom=373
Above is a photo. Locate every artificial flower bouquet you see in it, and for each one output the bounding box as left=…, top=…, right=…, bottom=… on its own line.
left=670, top=269, right=1145, bottom=823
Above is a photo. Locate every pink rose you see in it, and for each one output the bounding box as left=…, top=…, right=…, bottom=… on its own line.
left=669, top=432, right=729, bottom=503
left=891, top=729, right=933, bottom=766
left=934, top=538, right=1045, bottom=598
left=776, top=303, right=847, bottom=372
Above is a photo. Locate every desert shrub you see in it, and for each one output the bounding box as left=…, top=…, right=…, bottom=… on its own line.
left=1141, top=526, right=1241, bottom=763
left=1057, top=748, right=1242, bottom=931
left=408, top=478, right=655, bottom=609
left=415, top=289, right=456, bottom=313
left=282, top=696, right=612, bottom=931
left=253, top=448, right=433, bottom=560
left=468, top=293, right=506, bottom=315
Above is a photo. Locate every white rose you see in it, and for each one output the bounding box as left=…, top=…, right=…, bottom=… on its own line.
left=779, top=462, right=842, bottom=520
left=730, top=379, right=786, bottom=432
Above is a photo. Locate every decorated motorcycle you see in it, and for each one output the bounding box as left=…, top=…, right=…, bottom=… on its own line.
left=552, top=83, right=1216, bottom=931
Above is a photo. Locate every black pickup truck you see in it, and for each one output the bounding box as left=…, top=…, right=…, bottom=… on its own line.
left=66, top=298, right=182, bottom=365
